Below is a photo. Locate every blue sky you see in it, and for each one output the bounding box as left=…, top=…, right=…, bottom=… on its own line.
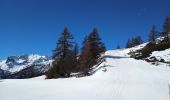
left=0, top=0, right=170, bottom=59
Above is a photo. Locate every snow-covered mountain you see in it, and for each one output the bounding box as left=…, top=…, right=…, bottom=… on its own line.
left=0, top=46, right=170, bottom=100
left=0, top=54, right=52, bottom=79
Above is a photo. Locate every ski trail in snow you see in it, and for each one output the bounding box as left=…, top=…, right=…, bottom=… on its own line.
left=1, top=49, right=170, bottom=100
left=97, top=54, right=128, bottom=100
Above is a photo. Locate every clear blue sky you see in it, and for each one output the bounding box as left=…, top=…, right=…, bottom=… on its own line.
left=0, top=0, right=170, bottom=59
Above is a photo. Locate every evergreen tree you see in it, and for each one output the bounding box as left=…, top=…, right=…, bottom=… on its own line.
left=148, top=25, right=158, bottom=42
left=51, top=27, right=76, bottom=78
left=126, top=36, right=142, bottom=48
left=78, top=28, right=106, bottom=74
left=69, top=43, right=79, bottom=72
left=126, top=39, right=132, bottom=48
left=78, top=39, right=92, bottom=74
left=132, top=36, right=142, bottom=46
left=161, top=16, right=170, bottom=41
left=52, top=27, right=74, bottom=60
left=161, top=16, right=170, bottom=38
left=88, top=28, right=106, bottom=60
left=163, top=16, right=170, bottom=33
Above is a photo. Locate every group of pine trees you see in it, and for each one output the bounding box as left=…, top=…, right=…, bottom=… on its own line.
left=46, top=16, right=170, bottom=78
left=130, top=16, right=170, bottom=59
left=162, top=16, right=170, bottom=38
left=147, top=16, right=170, bottom=43
left=126, top=16, right=170, bottom=49
left=126, top=36, right=143, bottom=48
left=148, top=16, right=170, bottom=43
left=148, top=25, right=159, bottom=42
left=46, top=28, right=106, bottom=78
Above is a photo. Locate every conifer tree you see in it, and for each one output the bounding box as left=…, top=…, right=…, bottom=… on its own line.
left=163, top=16, right=170, bottom=33
left=132, top=36, right=142, bottom=46
left=52, top=27, right=74, bottom=60
left=78, top=28, right=106, bottom=74
left=51, top=27, right=76, bottom=77
left=126, top=39, right=132, bottom=48
left=162, top=16, right=170, bottom=38
left=148, top=25, right=158, bottom=42
left=69, top=43, right=79, bottom=72
left=126, top=36, right=142, bottom=48
left=78, top=39, right=92, bottom=74
left=88, top=28, right=106, bottom=60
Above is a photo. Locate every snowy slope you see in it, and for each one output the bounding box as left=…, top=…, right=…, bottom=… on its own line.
left=0, top=54, right=51, bottom=73
left=1, top=49, right=170, bottom=100
left=0, top=54, right=52, bottom=78
left=150, top=48, right=170, bottom=62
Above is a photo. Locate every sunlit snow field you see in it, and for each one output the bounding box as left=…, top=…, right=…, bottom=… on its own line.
left=1, top=47, right=170, bottom=100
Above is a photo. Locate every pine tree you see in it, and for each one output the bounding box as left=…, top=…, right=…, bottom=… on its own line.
left=78, top=39, right=92, bottom=74
left=148, top=25, right=158, bottom=42
left=126, top=36, right=142, bottom=48
left=88, top=28, right=106, bottom=60
left=51, top=27, right=76, bottom=78
left=132, top=36, right=142, bottom=46
left=78, top=28, right=106, bottom=74
left=69, top=43, right=79, bottom=72
left=126, top=39, right=132, bottom=48
left=163, top=16, right=170, bottom=33
left=161, top=16, right=170, bottom=38
left=52, top=27, right=74, bottom=60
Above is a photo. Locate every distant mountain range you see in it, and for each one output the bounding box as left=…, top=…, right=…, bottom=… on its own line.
left=0, top=54, right=52, bottom=79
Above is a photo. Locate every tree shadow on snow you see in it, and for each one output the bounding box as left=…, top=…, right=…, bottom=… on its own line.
left=101, top=55, right=129, bottom=59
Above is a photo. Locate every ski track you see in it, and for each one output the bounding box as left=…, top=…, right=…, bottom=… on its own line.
left=1, top=49, right=170, bottom=100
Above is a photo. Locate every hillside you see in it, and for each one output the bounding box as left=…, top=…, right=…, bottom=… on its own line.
left=0, top=47, right=170, bottom=100
left=0, top=54, right=52, bottom=78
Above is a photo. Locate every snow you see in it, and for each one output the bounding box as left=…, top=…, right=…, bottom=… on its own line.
left=30, top=75, right=46, bottom=80
left=28, top=54, right=47, bottom=63
left=0, top=54, right=51, bottom=73
left=0, top=49, right=170, bottom=100
left=151, top=48, right=170, bottom=62
left=0, top=59, right=27, bottom=73
left=108, top=42, right=148, bottom=57
left=17, top=59, right=25, bottom=63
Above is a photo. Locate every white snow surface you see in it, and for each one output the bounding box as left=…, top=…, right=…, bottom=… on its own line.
left=0, top=54, right=51, bottom=73
left=1, top=49, right=170, bottom=100
left=150, top=48, right=170, bottom=62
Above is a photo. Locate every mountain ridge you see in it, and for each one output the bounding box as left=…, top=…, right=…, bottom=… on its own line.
left=0, top=54, right=52, bottom=79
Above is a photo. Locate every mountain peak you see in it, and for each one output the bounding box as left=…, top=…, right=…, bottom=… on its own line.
left=0, top=54, right=52, bottom=79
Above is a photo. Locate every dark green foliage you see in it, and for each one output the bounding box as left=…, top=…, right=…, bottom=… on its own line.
left=163, top=16, right=170, bottom=33
left=141, top=42, right=156, bottom=58
left=130, top=17, right=170, bottom=60
left=130, top=37, right=170, bottom=60
left=68, top=44, right=79, bottom=73
left=46, top=27, right=78, bottom=78
left=46, top=67, right=56, bottom=79
left=148, top=25, right=159, bottom=42
left=126, top=36, right=143, bottom=48
left=78, top=40, right=92, bottom=75
left=78, top=28, right=106, bottom=75
left=161, top=16, right=170, bottom=38
left=52, top=27, right=74, bottom=61
left=132, top=36, right=143, bottom=46
left=126, top=39, right=132, bottom=48
left=141, top=37, right=170, bottom=58
left=46, top=27, right=105, bottom=78
left=87, top=28, right=106, bottom=62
